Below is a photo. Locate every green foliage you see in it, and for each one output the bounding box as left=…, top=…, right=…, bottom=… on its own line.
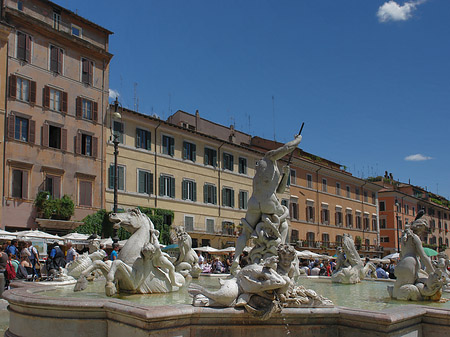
left=367, top=176, right=382, bottom=182
left=355, top=236, right=362, bottom=245
left=75, top=209, right=108, bottom=236
left=34, top=191, right=74, bottom=220
left=137, top=207, right=173, bottom=245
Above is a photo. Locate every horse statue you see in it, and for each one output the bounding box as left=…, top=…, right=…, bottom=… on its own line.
left=74, top=208, right=185, bottom=296
left=331, top=234, right=377, bottom=284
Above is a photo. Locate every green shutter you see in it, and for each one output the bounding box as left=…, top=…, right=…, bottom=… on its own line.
left=204, top=149, right=208, bottom=165
left=193, top=181, right=197, bottom=201
left=108, top=166, right=114, bottom=189
left=204, top=184, right=207, bottom=203
left=213, top=186, right=217, bottom=204
left=159, top=176, right=164, bottom=196
left=169, top=137, right=174, bottom=156
left=192, top=144, right=196, bottom=162
left=146, top=131, right=151, bottom=150
left=182, top=180, right=187, bottom=200
left=149, top=173, right=154, bottom=194
left=182, top=142, right=187, bottom=160
left=136, top=129, right=140, bottom=148
left=231, top=189, right=235, bottom=208
left=118, top=167, right=124, bottom=191
left=230, top=155, right=234, bottom=171
left=138, top=170, right=145, bottom=193
left=212, top=150, right=217, bottom=167
left=170, top=177, right=175, bottom=198
left=222, top=188, right=226, bottom=206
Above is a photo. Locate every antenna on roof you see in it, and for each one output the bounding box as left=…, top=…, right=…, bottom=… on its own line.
left=133, top=83, right=138, bottom=112
left=168, top=93, right=171, bottom=116
left=272, top=95, right=276, bottom=141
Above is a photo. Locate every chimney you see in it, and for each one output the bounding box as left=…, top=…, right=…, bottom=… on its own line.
left=195, top=110, right=200, bottom=130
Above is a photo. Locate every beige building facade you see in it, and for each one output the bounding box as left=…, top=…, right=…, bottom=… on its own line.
left=1, top=0, right=112, bottom=232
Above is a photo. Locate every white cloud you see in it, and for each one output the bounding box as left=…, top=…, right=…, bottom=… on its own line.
left=377, top=1, right=426, bottom=23
left=109, top=89, right=120, bottom=100
left=404, top=154, right=433, bottom=161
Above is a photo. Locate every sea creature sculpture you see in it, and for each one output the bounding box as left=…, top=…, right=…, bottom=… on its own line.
left=388, top=212, right=444, bottom=301
left=331, top=234, right=377, bottom=284
left=173, top=226, right=202, bottom=278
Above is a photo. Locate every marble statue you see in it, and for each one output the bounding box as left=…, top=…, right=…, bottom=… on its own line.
left=173, top=226, right=202, bottom=278
left=74, top=208, right=185, bottom=296
left=388, top=212, right=445, bottom=301
left=434, top=253, right=450, bottom=292
left=65, top=240, right=108, bottom=279
left=189, top=136, right=333, bottom=320
left=331, top=234, right=377, bottom=284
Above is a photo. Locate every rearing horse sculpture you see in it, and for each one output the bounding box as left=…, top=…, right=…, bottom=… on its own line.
left=74, top=208, right=185, bottom=296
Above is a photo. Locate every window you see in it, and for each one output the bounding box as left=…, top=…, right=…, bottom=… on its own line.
left=222, top=221, right=234, bottom=235
left=405, top=204, right=409, bottom=215
left=201, top=239, right=210, bottom=246
left=322, top=233, right=330, bottom=248
left=48, top=125, right=61, bottom=149
left=206, top=219, right=215, bottom=234
left=136, top=129, right=151, bottom=150
left=79, top=180, right=92, bottom=207
left=355, top=188, right=360, bottom=200
left=322, top=178, right=327, bottom=192
left=72, top=25, right=82, bottom=37
left=335, top=210, right=343, bottom=226
left=182, top=179, right=196, bottom=201
left=281, top=199, right=289, bottom=208
left=372, top=192, right=376, bottom=204
left=364, top=216, right=369, bottom=230
left=53, top=12, right=61, bottom=30
left=307, top=174, right=313, bottom=188
left=45, top=174, right=61, bottom=199
left=82, top=99, right=92, bottom=119
left=183, top=141, right=196, bottom=161
left=17, top=77, right=29, bottom=102
left=306, top=232, right=315, bottom=247
left=372, top=216, right=377, bottom=231
left=380, top=237, right=389, bottom=243
left=75, top=97, right=97, bottom=121
left=204, top=183, right=217, bottom=205
left=108, top=165, right=125, bottom=191
left=238, top=157, right=247, bottom=174
left=204, top=147, right=217, bottom=167
left=223, top=153, right=234, bottom=171
left=306, top=205, right=315, bottom=222
left=364, top=191, right=368, bottom=202
left=81, top=58, right=93, bottom=85
left=50, top=45, right=63, bottom=73
left=162, top=135, right=174, bottom=156
left=113, top=121, right=124, bottom=143
left=356, top=214, right=362, bottom=229
left=321, top=208, right=329, bottom=224
left=75, top=132, right=97, bottom=158
left=346, top=186, right=351, bottom=198
left=290, top=202, right=299, bottom=220
left=184, top=216, right=194, bottom=232
left=17, top=31, right=31, bottom=63
left=380, top=218, right=387, bottom=229
left=336, top=235, right=343, bottom=246
left=43, top=86, right=67, bottom=113
left=11, top=169, right=28, bottom=199
left=291, top=229, right=299, bottom=244
left=14, top=116, right=28, bottom=142
left=222, top=187, right=234, bottom=208
left=346, top=212, right=353, bottom=228
left=239, top=190, right=248, bottom=209
left=397, top=218, right=402, bottom=230
left=289, top=169, right=296, bottom=186
left=138, top=170, right=153, bottom=195
left=159, top=175, right=175, bottom=198
left=336, top=182, right=341, bottom=196
left=379, top=201, right=386, bottom=212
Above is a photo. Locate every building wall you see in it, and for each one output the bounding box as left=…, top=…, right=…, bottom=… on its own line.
left=1, top=0, right=111, bottom=231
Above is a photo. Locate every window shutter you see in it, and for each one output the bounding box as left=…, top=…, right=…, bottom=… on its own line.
left=146, top=131, right=151, bottom=150
left=9, top=75, right=16, bottom=98
left=88, top=61, right=93, bottom=84
left=8, top=115, right=15, bottom=139
left=135, top=129, right=141, bottom=148
left=21, top=170, right=28, bottom=199
left=231, top=190, right=235, bottom=208
left=62, top=91, right=68, bottom=113
left=93, top=102, right=98, bottom=122
left=203, top=184, right=207, bottom=203
left=92, top=137, right=98, bottom=158
left=212, top=151, right=217, bottom=167
left=118, top=167, right=124, bottom=191
left=25, top=35, right=32, bottom=63
left=28, top=120, right=35, bottom=144
left=159, top=176, right=164, bottom=196
left=43, top=86, right=50, bottom=108
left=181, top=180, right=186, bottom=200
left=17, top=33, right=25, bottom=60
left=75, top=133, right=81, bottom=154
left=42, top=124, right=49, bottom=147
left=76, top=97, right=82, bottom=118
left=222, top=188, right=225, bottom=207
left=61, top=128, right=67, bottom=151
left=50, top=46, right=58, bottom=72
left=53, top=176, right=61, bottom=199
left=213, top=186, right=217, bottom=204
left=193, top=182, right=197, bottom=202
left=321, top=210, right=324, bottom=223
left=230, top=155, right=234, bottom=170
left=170, top=177, right=175, bottom=198
left=182, top=142, right=187, bottom=160
left=169, top=138, right=174, bottom=156
left=192, top=144, right=196, bottom=162
left=108, top=166, right=114, bottom=189
left=58, top=48, right=63, bottom=74
left=149, top=173, right=154, bottom=194
left=138, top=171, right=145, bottom=193
left=204, top=150, right=208, bottom=165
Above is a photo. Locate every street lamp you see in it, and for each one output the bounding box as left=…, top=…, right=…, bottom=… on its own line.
left=395, top=199, right=400, bottom=253
left=111, top=97, right=122, bottom=243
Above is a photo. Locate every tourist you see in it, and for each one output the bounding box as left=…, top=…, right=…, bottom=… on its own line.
left=202, top=259, right=212, bottom=273
left=20, top=253, right=33, bottom=276
left=7, top=239, right=19, bottom=257
left=0, top=246, right=8, bottom=289
left=299, top=260, right=310, bottom=275
left=239, top=251, right=250, bottom=268
left=212, top=257, right=224, bottom=274
left=310, top=262, right=321, bottom=276
left=46, top=243, right=66, bottom=275
left=197, top=252, right=205, bottom=267
left=66, top=242, right=78, bottom=263
left=326, top=261, right=332, bottom=276
left=9, top=254, right=19, bottom=273
left=111, top=243, right=120, bottom=261
left=388, top=260, right=396, bottom=279
left=376, top=264, right=389, bottom=279
left=27, top=241, right=40, bottom=277
left=225, top=253, right=233, bottom=273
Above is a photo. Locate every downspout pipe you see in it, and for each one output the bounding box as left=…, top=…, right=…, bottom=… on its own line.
left=217, top=142, right=225, bottom=217
left=154, top=122, right=161, bottom=208
left=2, top=30, right=9, bottom=219
left=315, top=167, right=321, bottom=237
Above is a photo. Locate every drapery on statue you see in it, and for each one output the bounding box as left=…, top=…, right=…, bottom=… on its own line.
left=231, top=134, right=302, bottom=272
left=388, top=211, right=445, bottom=301
left=331, top=234, right=377, bottom=284
left=189, top=133, right=333, bottom=320
left=74, top=208, right=185, bottom=296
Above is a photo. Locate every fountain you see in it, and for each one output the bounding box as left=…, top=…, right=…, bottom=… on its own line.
left=4, top=136, right=450, bottom=336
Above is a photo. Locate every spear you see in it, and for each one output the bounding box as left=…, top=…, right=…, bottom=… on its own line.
left=278, top=122, right=304, bottom=190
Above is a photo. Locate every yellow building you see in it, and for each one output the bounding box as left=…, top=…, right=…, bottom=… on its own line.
left=1, top=0, right=112, bottom=232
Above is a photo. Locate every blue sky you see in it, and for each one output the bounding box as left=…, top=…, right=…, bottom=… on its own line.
left=56, top=0, right=450, bottom=199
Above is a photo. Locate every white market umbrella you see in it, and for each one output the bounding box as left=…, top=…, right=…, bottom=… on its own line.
left=0, top=229, right=17, bottom=240
left=215, top=247, right=236, bottom=254
left=194, top=246, right=219, bottom=253
left=16, top=230, right=62, bottom=243
left=62, top=233, right=89, bottom=243
left=100, top=237, right=113, bottom=248
left=384, top=252, right=400, bottom=260
left=296, top=250, right=332, bottom=260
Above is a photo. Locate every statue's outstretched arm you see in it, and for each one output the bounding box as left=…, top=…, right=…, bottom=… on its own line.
left=265, top=135, right=302, bottom=162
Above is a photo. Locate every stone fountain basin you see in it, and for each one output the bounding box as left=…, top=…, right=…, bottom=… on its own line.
left=4, top=278, right=450, bottom=337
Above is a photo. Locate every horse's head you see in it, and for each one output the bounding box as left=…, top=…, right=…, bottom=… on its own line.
left=109, top=208, right=153, bottom=234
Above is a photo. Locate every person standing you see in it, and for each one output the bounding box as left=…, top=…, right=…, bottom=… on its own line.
left=7, top=240, right=19, bottom=257
left=110, top=243, right=120, bottom=261
left=66, top=242, right=78, bottom=263
left=27, top=241, right=40, bottom=277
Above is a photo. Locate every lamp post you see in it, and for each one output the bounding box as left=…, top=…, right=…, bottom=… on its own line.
left=111, top=97, right=122, bottom=243
left=395, top=199, right=400, bottom=253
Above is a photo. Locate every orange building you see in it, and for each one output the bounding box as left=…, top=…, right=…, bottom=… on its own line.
left=376, top=178, right=450, bottom=256
left=1, top=0, right=112, bottom=233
